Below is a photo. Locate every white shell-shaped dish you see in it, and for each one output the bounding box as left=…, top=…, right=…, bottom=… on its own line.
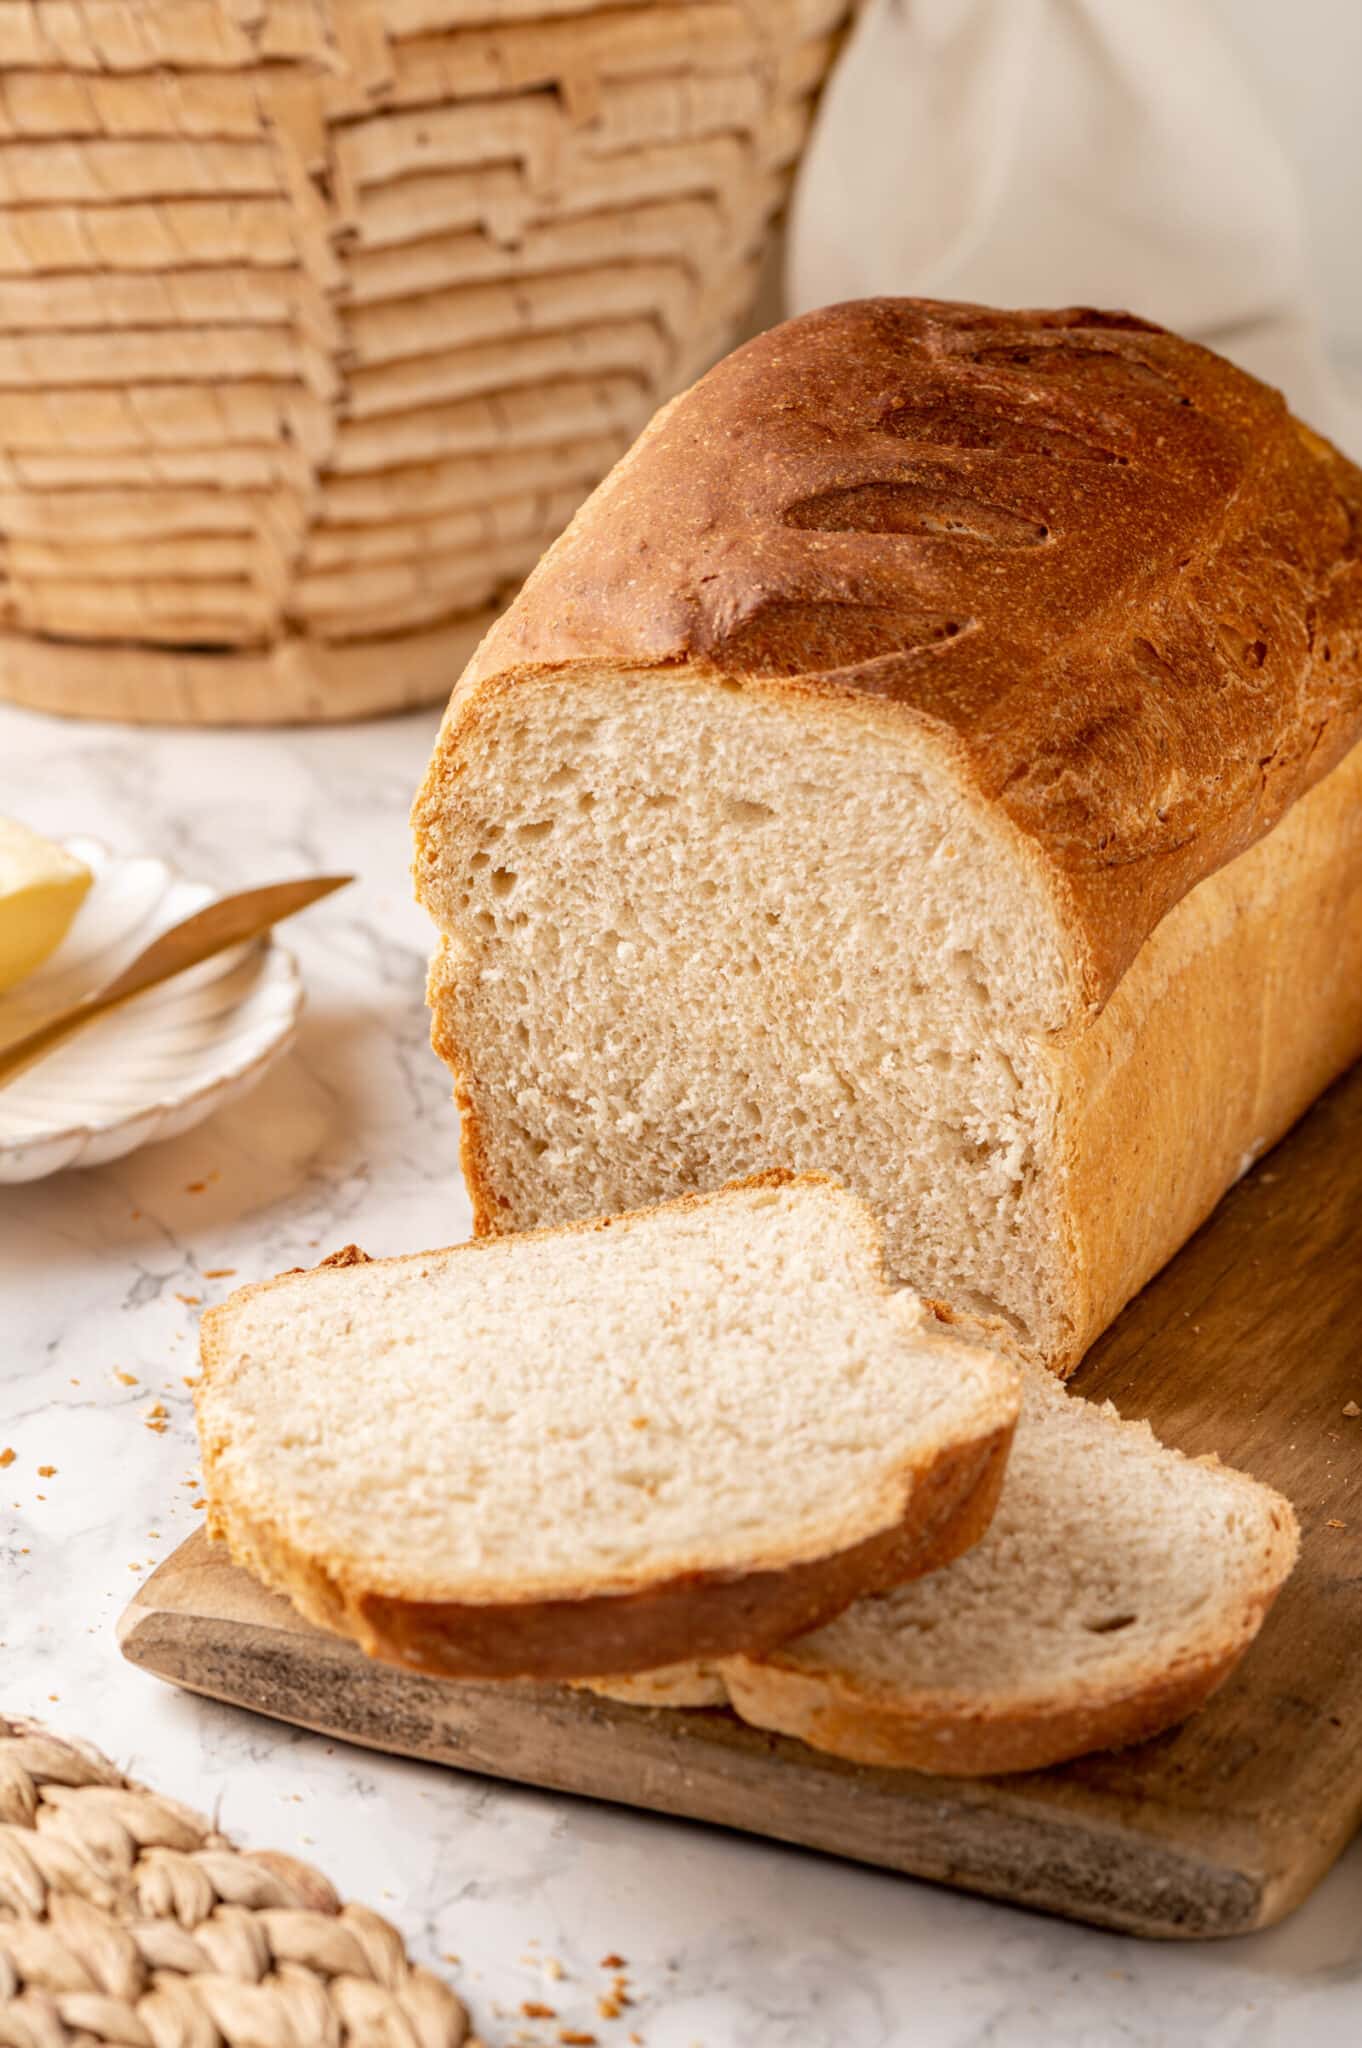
left=0, top=838, right=301, bottom=1183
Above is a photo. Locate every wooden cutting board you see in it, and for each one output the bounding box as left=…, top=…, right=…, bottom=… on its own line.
left=119, top=1063, right=1362, bottom=1942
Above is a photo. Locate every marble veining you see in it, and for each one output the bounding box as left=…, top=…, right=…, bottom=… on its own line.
left=1, top=700, right=1359, bottom=2047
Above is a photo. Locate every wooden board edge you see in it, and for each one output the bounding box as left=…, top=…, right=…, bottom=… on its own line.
left=119, top=1582, right=1296, bottom=1943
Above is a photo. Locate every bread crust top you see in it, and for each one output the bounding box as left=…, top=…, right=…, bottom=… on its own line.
left=445, top=297, right=1362, bottom=1008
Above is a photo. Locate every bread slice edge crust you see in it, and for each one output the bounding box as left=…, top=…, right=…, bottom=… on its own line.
left=719, top=1460, right=1299, bottom=1776
left=195, top=1174, right=1021, bottom=1681
left=201, top=1408, right=1014, bottom=1682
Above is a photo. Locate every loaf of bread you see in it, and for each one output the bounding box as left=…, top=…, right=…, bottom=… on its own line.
left=195, top=1176, right=1019, bottom=1680
left=586, top=1363, right=1299, bottom=1774
left=413, top=298, right=1362, bottom=1372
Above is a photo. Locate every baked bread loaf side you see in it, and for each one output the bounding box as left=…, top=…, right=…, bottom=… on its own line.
left=195, top=1176, right=1019, bottom=1680
left=413, top=298, right=1362, bottom=1372
left=584, top=1364, right=1300, bottom=1774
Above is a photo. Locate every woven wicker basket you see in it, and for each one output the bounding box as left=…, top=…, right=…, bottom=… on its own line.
left=0, top=1715, right=477, bottom=2046
left=0, top=0, right=848, bottom=725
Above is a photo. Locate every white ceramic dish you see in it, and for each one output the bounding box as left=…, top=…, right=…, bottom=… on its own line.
left=0, top=838, right=301, bottom=1183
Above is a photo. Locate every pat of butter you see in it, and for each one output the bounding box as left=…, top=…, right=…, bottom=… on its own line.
left=0, top=820, right=93, bottom=992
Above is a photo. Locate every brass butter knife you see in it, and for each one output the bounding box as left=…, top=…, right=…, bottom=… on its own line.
left=0, top=873, right=352, bottom=1086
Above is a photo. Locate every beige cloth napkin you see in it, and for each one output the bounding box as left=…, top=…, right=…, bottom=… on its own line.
left=789, top=0, right=1361, bottom=455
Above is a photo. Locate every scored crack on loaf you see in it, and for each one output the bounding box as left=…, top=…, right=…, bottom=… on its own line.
left=0, top=0, right=852, bottom=723
left=194, top=1175, right=1021, bottom=1681
left=413, top=295, right=1362, bottom=1372
left=583, top=1365, right=1301, bottom=1774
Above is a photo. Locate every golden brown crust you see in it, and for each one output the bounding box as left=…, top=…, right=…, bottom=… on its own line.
left=430, top=297, right=1362, bottom=1009
left=723, top=1640, right=1247, bottom=1778
left=1052, top=734, right=1362, bottom=1370
left=195, top=1177, right=1020, bottom=1680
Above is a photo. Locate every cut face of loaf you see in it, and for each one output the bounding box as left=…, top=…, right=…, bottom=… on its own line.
left=422, top=674, right=1070, bottom=1346
left=586, top=1366, right=1301, bottom=1774
left=195, top=1176, right=1020, bottom=1681
left=414, top=297, right=1362, bottom=1372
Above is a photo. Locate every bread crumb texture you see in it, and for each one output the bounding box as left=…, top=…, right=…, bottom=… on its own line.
left=720, top=1364, right=1299, bottom=1772
left=196, top=1178, right=1017, bottom=1650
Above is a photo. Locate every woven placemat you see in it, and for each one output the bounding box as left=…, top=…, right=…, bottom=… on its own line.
left=0, top=1716, right=477, bottom=2048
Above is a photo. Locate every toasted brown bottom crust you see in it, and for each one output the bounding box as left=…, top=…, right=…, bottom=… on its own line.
left=205, top=1417, right=1014, bottom=1683
left=722, top=1579, right=1291, bottom=1777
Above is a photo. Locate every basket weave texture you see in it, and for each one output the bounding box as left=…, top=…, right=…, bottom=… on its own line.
left=0, top=0, right=849, bottom=723
left=0, top=1715, right=474, bottom=2048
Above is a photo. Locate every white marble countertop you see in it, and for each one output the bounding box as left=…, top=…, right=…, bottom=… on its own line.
left=2, top=698, right=1359, bottom=2047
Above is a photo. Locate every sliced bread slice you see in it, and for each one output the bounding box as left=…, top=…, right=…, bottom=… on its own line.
left=584, top=1365, right=1300, bottom=1770
left=722, top=1365, right=1299, bottom=1773
left=195, top=1175, right=1020, bottom=1681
